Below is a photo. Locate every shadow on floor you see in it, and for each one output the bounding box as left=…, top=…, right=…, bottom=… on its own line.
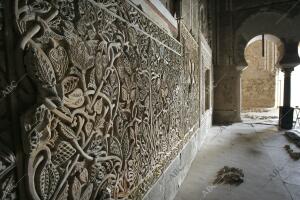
left=174, top=122, right=300, bottom=200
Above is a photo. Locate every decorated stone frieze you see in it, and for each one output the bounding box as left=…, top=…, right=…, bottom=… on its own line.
left=10, top=0, right=207, bottom=199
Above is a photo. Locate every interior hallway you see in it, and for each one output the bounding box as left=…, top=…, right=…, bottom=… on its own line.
left=174, top=123, right=300, bottom=200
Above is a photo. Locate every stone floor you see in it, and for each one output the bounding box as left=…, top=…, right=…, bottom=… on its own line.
left=174, top=122, right=300, bottom=200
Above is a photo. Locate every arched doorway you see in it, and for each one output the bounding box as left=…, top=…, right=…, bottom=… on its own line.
left=241, top=34, right=284, bottom=123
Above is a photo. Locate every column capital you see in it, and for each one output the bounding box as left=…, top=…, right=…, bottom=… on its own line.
left=279, top=39, right=300, bottom=69
left=281, top=67, right=294, bottom=74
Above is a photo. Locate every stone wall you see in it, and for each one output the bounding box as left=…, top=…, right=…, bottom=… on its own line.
left=213, top=65, right=241, bottom=123
left=143, top=21, right=213, bottom=200
left=0, top=0, right=212, bottom=200
left=130, top=0, right=178, bottom=37
left=158, top=0, right=178, bottom=16
left=181, top=23, right=201, bottom=133
left=143, top=111, right=212, bottom=200
left=181, top=0, right=209, bottom=43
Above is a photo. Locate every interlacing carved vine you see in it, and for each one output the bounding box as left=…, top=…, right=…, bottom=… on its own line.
left=13, top=0, right=202, bottom=199
left=180, top=23, right=201, bottom=133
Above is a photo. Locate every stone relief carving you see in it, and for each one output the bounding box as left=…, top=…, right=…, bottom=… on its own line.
left=0, top=0, right=215, bottom=198
left=0, top=0, right=213, bottom=200
left=0, top=1, right=215, bottom=200
left=180, top=23, right=201, bottom=133
left=12, top=0, right=203, bottom=199
left=0, top=142, right=17, bottom=200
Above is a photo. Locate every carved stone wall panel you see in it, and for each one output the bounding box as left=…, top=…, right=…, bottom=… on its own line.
left=180, top=23, right=201, bottom=132
left=11, top=0, right=207, bottom=199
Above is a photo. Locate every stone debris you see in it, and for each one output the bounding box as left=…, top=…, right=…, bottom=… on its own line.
left=285, top=131, right=300, bottom=148
left=284, top=131, right=300, bottom=160
left=213, top=166, right=244, bottom=186
left=284, top=145, right=300, bottom=160
left=243, top=114, right=278, bottom=120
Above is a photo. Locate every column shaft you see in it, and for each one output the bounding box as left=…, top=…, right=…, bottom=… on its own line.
left=279, top=68, right=294, bottom=129
left=283, top=69, right=292, bottom=107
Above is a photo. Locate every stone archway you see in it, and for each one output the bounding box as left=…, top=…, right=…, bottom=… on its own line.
left=233, top=11, right=300, bottom=127
left=242, top=34, right=284, bottom=112
left=233, top=11, right=299, bottom=67
left=213, top=1, right=300, bottom=125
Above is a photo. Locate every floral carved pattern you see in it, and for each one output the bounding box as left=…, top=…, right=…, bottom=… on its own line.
left=13, top=0, right=201, bottom=200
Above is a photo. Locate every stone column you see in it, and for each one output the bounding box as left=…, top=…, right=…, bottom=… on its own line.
left=283, top=68, right=293, bottom=107
left=278, top=40, right=300, bottom=129
left=279, top=67, right=294, bottom=130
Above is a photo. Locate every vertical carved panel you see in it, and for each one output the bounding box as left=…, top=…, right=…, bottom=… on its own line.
left=180, top=23, right=201, bottom=131
left=11, top=0, right=205, bottom=199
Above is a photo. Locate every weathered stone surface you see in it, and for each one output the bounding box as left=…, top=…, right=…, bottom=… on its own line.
left=143, top=114, right=211, bottom=200
left=0, top=0, right=212, bottom=200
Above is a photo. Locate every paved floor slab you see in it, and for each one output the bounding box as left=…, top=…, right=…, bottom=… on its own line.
left=174, top=123, right=300, bottom=200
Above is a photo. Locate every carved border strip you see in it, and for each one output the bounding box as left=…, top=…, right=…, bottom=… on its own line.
left=126, top=0, right=181, bottom=51
left=88, top=0, right=182, bottom=55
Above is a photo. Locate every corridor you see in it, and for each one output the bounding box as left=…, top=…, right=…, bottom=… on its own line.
left=1, top=0, right=300, bottom=199
left=174, top=123, right=300, bottom=200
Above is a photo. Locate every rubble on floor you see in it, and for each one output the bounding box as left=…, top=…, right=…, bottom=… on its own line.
left=213, top=166, right=244, bottom=186
left=243, top=114, right=278, bottom=120
left=284, top=145, right=300, bottom=160
left=241, top=109, right=279, bottom=125
left=284, top=130, right=300, bottom=148
left=283, top=130, right=300, bottom=160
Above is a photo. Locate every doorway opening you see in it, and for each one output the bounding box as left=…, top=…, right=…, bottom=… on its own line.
left=291, top=65, right=300, bottom=108
left=241, top=34, right=284, bottom=124
left=291, top=43, right=300, bottom=127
